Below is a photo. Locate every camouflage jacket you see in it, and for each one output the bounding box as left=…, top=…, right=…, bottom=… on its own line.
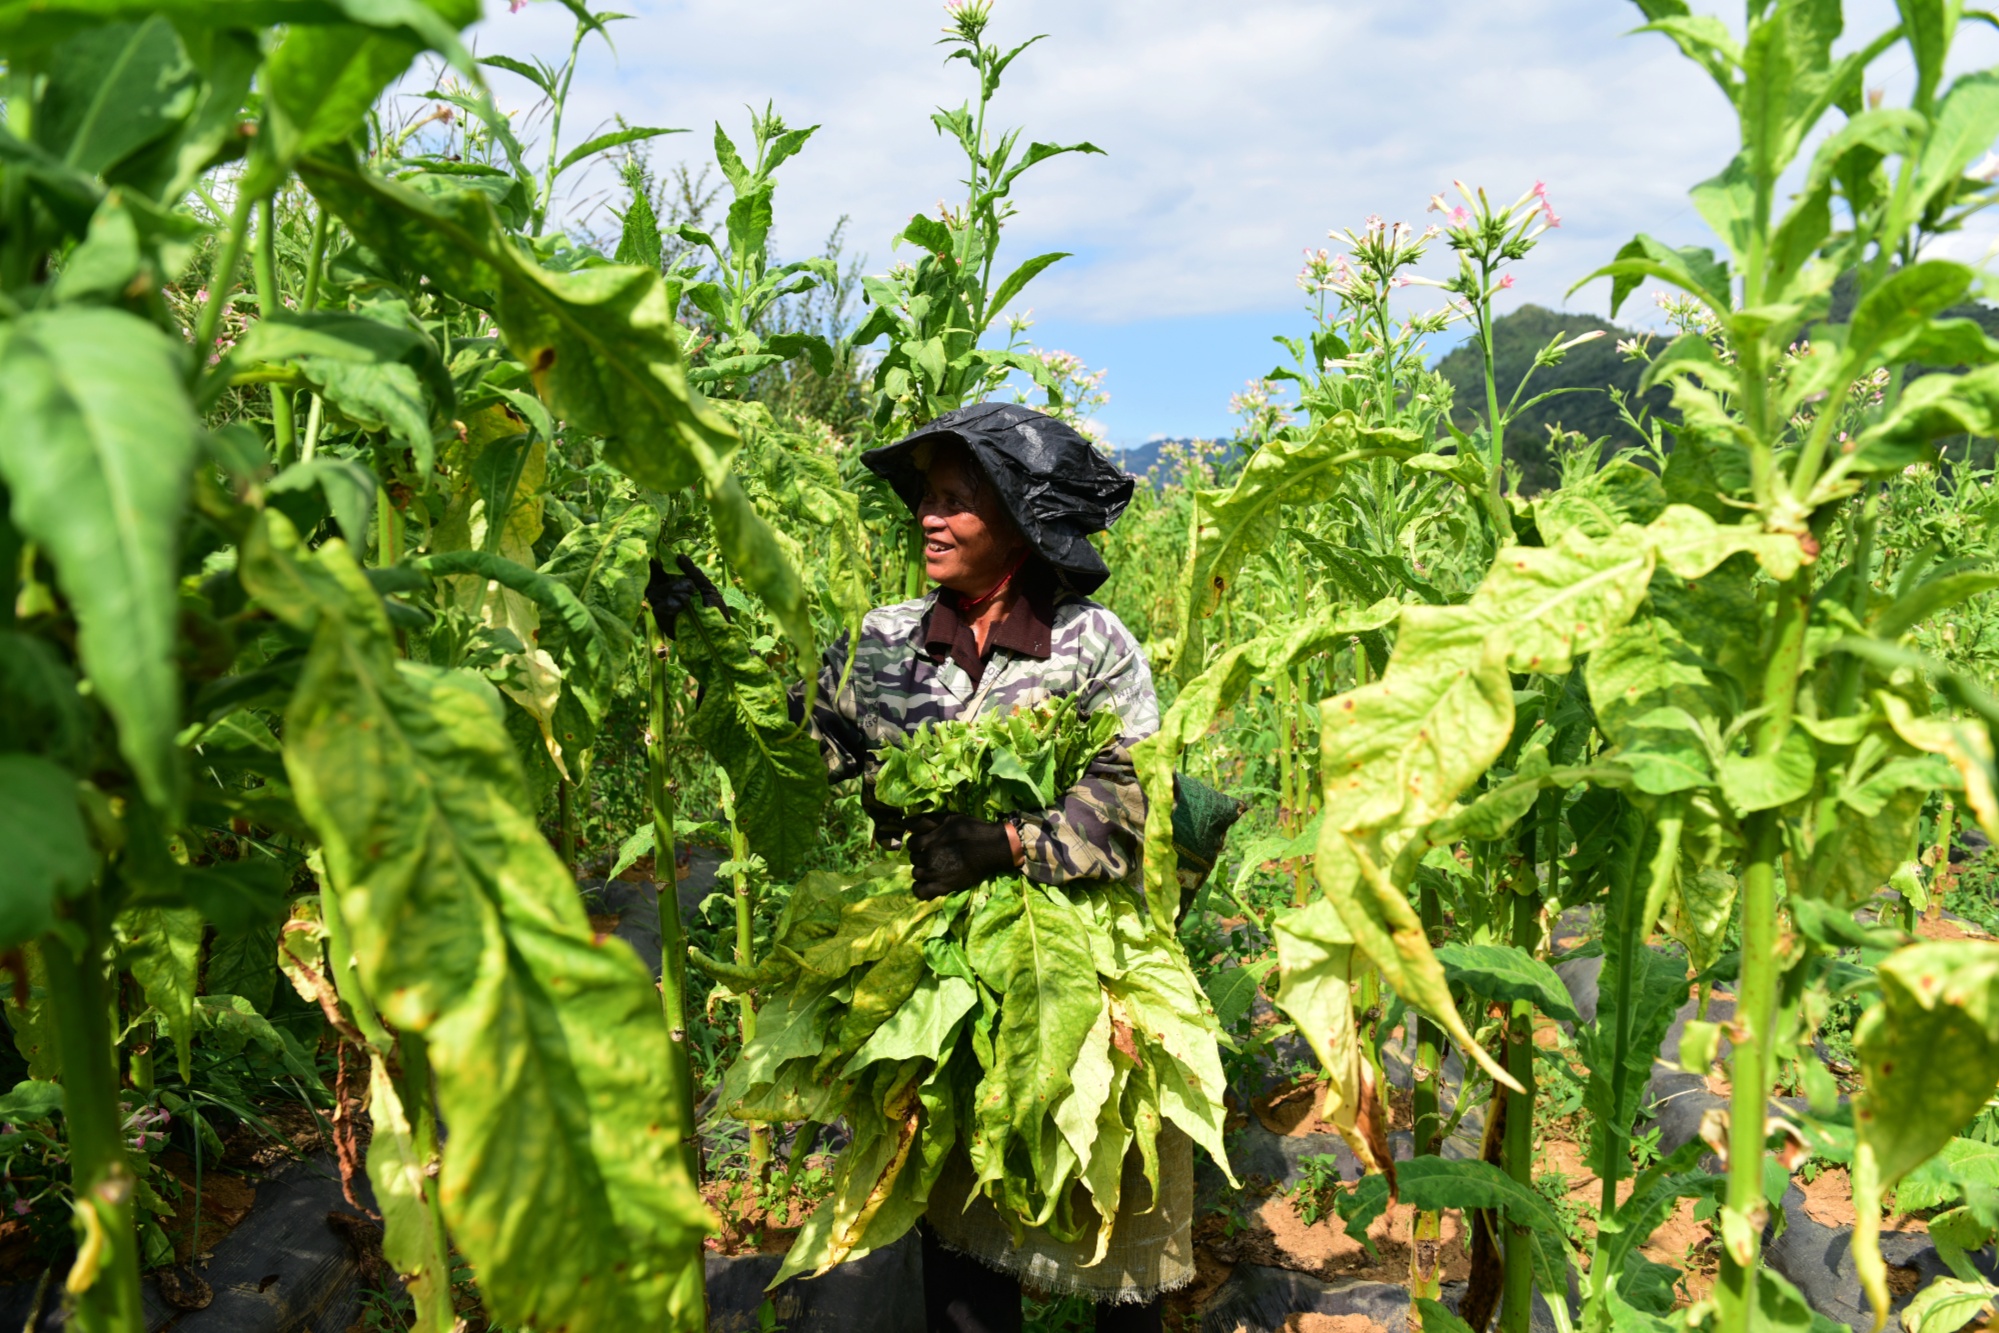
left=806, top=589, right=1159, bottom=887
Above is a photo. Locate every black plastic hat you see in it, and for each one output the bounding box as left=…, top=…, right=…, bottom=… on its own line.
left=861, top=403, right=1136, bottom=595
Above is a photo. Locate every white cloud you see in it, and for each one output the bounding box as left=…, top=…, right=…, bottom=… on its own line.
left=456, top=0, right=1999, bottom=335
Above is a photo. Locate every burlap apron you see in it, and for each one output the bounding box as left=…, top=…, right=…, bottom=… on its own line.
left=923, top=1121, right=1195, bottom=1304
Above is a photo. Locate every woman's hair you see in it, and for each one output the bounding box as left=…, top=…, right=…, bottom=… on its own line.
left=915, top=436, right=985, bottom=503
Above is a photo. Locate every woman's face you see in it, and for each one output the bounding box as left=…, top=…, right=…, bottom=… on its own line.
left=917, top=448, right=1023, bottom=596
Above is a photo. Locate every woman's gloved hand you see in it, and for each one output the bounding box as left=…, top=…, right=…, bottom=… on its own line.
left=862, top=783, right=916, bottom=849
left=907, top=814, right=1018, bottom=900
left=646, top=554, right=727, bottom=637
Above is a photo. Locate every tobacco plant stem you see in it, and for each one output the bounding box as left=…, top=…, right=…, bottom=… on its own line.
left=42, top=906, right=145, bottom=1333
left=649, top=626, right=708, bottom=1333
left=252, top=198, right=297, bottom=465
left=1413, top=883, right=1444, bottom=1157
left=192, top=187, right=257, bottom=373
left=557, top=777, right=577, bottom=878
left=1411, top=883, right=1447, bottom=1316
left=1478, top=270, right=1512, bottom=542
left=1500, top=884, right=1539, bottom=1333
left=301, top=206, right=330, bottom=312
left=647, top=626, right=704, bottom=1185
left=1718, top=812, right=1781, bottom=1333
left=725, top=799, right=768, bottom=1178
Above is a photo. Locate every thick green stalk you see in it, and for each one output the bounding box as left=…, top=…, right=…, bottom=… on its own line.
left=716, top=773, right=768, bottom=1178
left=534, top=20, right=590, bottom=236
left=1, top=67, right=35, bottom=293
left=648, top=623, right=707, bottom=1333
left=301, top=206, right=331, bottom=311
left=646, top=624, right=704, bottom=1180
left=191, top=188, right=258, bottom=372
left=1717, top=812, right=1782, bottom=1333
left=1477, top=274, right=1512, bottom=543
left=1410, top=881, right=1447, bottom=1312
left=297, top=206, right=332, bottom=463
left=42, top=909, right=145, bottom=1333
left=252, top=197, right=297, bottom=465
left=1500, top=878, right=1539, bottom=1333
left=557, top=777, right=577, bottom=879
left=1412, top=881, right=1445, bottom=1157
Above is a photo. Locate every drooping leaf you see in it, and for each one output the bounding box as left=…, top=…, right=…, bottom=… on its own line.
left=0, top=754, right=94, bottom=948
left=297, top=147, right=736, bottom=490
left=1133, top=599, right=1399, bottom=920
left=1269, top=900, right=1379, bottom=1169
left=0, top=308, right=197, bottom=809
left=242, top=511, right=709, bottom=1332
left=1437, top=943, right=1581, bottom=1023
left=364, top=1049, right=455, bottom=1333
left=674, top=604, right=829, bottom=881
left=1175, top=415, right=1423, bottom=680
left=1853, top=942, right=1999, bottom=1331
left=116, top=907, right=202, bottom=1080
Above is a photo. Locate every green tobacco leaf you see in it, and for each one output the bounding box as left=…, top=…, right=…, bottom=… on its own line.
left=1587, top=613, right=1724, bottom=795
left=262, top=0, right=478, bottom=177
left=1719, top=728, right=1817, bottom=814
left=244, top=512, right=709, bottom=1332
left=1317, top=520, right=1665, bottom=1093
left=1915, top=70, right=1999, bottom=215
left=0, top=755, right=93, bottom=948
left=234, top=310, right=450, bottom=467
left=204, top=921, right=279, bottom=1014
left=0, top=308, right=197, bottom=810
left=1853, top=942, right=1999, bottom=1330
left=1175, top=414, right=1423, bottom=681
left=1579, top=804, right=1689, bottom=1178
left=298, top=148, right=736, bottom=491
left=1398, top=1156, right=1574, bottom=1294
left=537, top=501, right=657, bottom=755
left=1849, top=363, right=1999, bottom=474
left=1896, top=1137, right=1999, bottom=1214
left=116, top=907, right=201, bottom=1080
left=1202, top=959, right=1272, bottom=1031
left=1871, top=571, right=1999, bottom=643
left=675, top=604, right=829, bottom=881
left=996, top=884, right=1101, bottom=1142
left=1436, top=943, right=1581, bottom=1023
left=556, top=126, right=684, bottom=178
left=842, top=973, right=976, bottom=1074
left=1664, top=864, right=1738, bottom=974
left=0, top=1080, right=63, bottom=1123
left=1133, top=598, right=1398, bottom=920
left=268, top=458, right=377, bottom=547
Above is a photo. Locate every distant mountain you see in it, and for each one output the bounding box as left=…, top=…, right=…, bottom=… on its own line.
left=1433, top=304, right=1669, bottom=492
left=1109, top=438, right=1242, bottom=485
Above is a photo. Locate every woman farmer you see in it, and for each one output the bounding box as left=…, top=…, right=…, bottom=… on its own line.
left=659, top=403, right=1188, bottom=1331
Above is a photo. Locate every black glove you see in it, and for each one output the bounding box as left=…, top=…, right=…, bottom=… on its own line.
left=907, top=814, right=1017, bottom=901
left=646, top=554, right=727, bottom=637
left=863, top=783, right=917, bottom=849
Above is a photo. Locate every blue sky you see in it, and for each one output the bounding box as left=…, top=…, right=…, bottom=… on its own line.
left=454, top=0, right=1999, bottom=444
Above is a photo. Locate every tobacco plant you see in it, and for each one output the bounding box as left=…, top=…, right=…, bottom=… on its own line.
left=1129, top=8, right=1999, bottom=1333
left=0, top=0, right=879, bottom=1327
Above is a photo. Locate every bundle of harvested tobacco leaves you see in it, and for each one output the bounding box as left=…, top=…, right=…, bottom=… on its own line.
left=717, top=696, right=1234, bottom=1283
